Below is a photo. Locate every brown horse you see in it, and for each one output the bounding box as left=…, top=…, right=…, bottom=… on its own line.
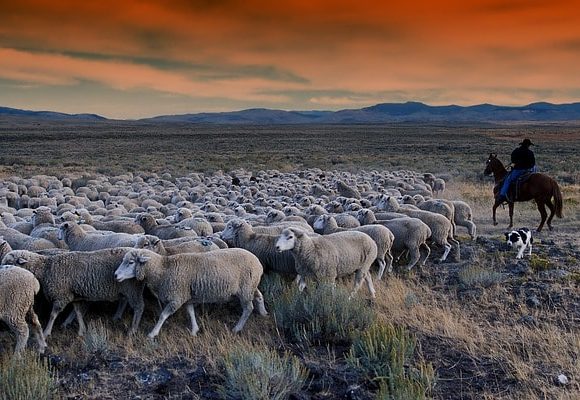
left=484, top=153, right=563, bottom=232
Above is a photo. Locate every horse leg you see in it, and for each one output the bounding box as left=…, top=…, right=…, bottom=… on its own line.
left=536, top=201, right=548, bottom=232
left=545, top=198, right=555, bottom=230
left=492, top=201, right=500, bottom=226
left=507, top=203, right=514, bottom=229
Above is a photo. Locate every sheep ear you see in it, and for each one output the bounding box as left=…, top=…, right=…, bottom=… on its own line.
left=151, top=238, right=160, bottom=245
left=17, top=257, right=28, bottom=265
left=135, top=263, right=146, bottom=281
left=138, top=255, right=151, bottom=263
left=292, top=229, right=304, bottom=238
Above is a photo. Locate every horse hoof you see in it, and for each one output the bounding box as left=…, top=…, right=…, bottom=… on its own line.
left=493, top=222, right=498, bottom=226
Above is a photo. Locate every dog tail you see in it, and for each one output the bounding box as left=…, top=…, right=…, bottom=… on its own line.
left=553, top=180, right=563, bottom=218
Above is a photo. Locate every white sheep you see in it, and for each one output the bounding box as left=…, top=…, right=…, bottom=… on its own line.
left=0, top=236, right=13, bottom=261
left=275, top=227, right=377, bottom=297
left=0, top=227, right=57, bottom=251
left=356, top=209, right=431, bottom=271
left=378, top=196, right=460, bottom=262
left=221, top=219, right=297, bottom=276
left=76, top=209, right=145, bottom=234
left=313, top=214, right=394, bottom=279
left=134, top=234, right=219, bottom=255
left=58, top=221, right=140, bottom=251
left=451, top=200, right=477, bottom=240
left=2, top=248, right=145, bottom=337
left=173, top=208, right=213, bottom=236
left=0, top=265, right=47, bottom=355
left=136, top=213, right=197, bottom=239
left=114, top=248, right=267, bottom=338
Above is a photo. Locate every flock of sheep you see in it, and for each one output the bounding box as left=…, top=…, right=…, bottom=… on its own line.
left=0, top=168, right=476, bottom=356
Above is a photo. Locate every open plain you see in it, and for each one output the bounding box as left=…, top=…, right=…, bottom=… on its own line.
left=0, top=120, right=579, bottom=399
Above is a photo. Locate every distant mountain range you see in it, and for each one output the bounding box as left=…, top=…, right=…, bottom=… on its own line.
left=2, top=102, right=580, bottom=124
left=0, top=106, right=107, bottom=121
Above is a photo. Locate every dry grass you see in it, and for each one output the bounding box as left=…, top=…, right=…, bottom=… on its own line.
left=0, top=122, right=579, bottom=398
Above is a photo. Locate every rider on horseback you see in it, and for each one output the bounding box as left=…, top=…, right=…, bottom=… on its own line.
left=497, top=138, right=538, bottom=203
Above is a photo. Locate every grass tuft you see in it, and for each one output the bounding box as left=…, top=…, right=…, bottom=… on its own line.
left=272, top=283, right=375, bottom=346
left=83, top=319, right=110, bottom=355
left=0, top=352, right=58, bottom=400
left=458, top=264, right=504, bottom=288
left=216, top=341, right=308, bottom=400
left=347, top=323, right=436, bottom=399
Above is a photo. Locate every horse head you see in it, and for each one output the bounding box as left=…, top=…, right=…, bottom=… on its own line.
left=483, top=153, right=497, bottom=176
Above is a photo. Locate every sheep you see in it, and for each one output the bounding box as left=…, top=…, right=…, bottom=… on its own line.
left=0, top=227, right=57, bottom=251
left=378, top=196, right=460, bottom=262
left=336, top=180, right=361, bottom=199
left=136, top=213, right=197, bottom=240
left=356, top=209, right=431, bottom=271
left=413, top=198, right=457, bottom=236
left=29, top=206, right=67, bottom=249
left=0, top=265, right=47, bottom=355
left=450, top=200, right=477, bottom=240
left=173, top=208, right=213, bottom=236
left=221, top=219, right=297, bottom=276
left=0, top=236, right=13, bottom=261
left=58, top=221, right=140, bottom=251
left=2, top=248, right=145, bottom=337
left=423, top=173, right=446, bottom=196
left=134, top=234, right=219, bottom=255
left=114, top=248, right=267, bottom=338
left=432, top=178, right=446, bottom=196
left=313, top=214, right=394, bottom=279
left=76, top=209, right=145, bottom=234
left=275, top=227, right=377, bottom=297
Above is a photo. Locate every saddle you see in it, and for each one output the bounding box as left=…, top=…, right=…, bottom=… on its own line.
left=497, top=172, right=536, bottom=202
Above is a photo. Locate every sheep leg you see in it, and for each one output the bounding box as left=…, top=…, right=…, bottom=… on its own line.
left=350, top=270, right=366, bottom=298
left=297, top=275, right=307, bottom=292
left=385, top=250, right=394, bottom=275
left=7, top=319, right=29, bottom=356
left=148, top=302, right=179, bottom=338
left=467, top=221, right=477, bottom=240
left=61, top=309, right=77, bottom=329
left=418, top=243, right=431, bottom=266
left=377, top=258, right=386, bottom=280
left=232, top=300, right=254, bottom=334
left=451, top=238, right=461, bottom=261
left=44, top=303, right=66, bottom=337
left=72, top=302, right=87, bottom=336
left=61, top=302, right=88, bottom=328
left=128, top=298, right=145, bottom=335
left=406, top=246, right=421, bottom=271
left=439, top=242, right=452, bottom=262
left=185, top=303, right=199, bottom=336
left=364, top=272, right=376, bottom=299
left=113, top=298, right=128, bottom=321
left=253, top=289, right=268, bottom=316
left=27, top=307, right=47, bottom=354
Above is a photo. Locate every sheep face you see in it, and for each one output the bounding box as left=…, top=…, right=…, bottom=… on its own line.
left=115, top=251, right=150, bottom=282
left=57, top=222, right=72, bottom=240
left=1, top=251, right=29, bottom=267
left=220, top=220, right=243, bottom=241
left=275, top=229, right=301, bottom=252
left=312, top=215, right=329, bottom=231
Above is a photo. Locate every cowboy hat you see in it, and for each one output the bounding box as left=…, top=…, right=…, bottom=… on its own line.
left=519, top=138, right=534, bottom=146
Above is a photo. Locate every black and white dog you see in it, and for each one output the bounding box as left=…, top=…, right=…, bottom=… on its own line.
left=505, top=228, right=533, bottom=259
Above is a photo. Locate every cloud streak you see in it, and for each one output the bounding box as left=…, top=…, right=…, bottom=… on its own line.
left=0, top=0, right=579, bottom=118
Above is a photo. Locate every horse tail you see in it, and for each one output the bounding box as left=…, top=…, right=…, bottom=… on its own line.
left=553, top=180, right=563, bottom=218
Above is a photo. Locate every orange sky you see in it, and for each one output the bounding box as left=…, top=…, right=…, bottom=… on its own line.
left=1, top=0, right=579, bottom=118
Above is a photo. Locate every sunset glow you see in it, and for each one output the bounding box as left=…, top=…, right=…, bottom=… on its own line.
left=1, top=0, right=579, bottom=118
